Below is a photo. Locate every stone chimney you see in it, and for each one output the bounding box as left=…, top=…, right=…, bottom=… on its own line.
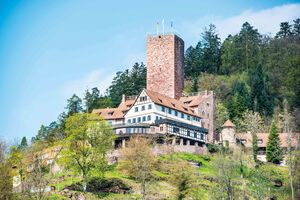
left=122, top=94, right=126, bottom=102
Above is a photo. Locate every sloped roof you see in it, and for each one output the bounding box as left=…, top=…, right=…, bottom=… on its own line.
left=92, top=98, right=136, bottom=119
left=236, top=132, right=299, bottom=148
left=222, top=120, right=236, bottom=127
left=179, top=96, right=206, bottom=107
left=144, top=89, right=201, bottom=118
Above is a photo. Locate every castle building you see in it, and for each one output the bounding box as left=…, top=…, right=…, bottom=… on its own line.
left=92, top=34, right=216, bottom=148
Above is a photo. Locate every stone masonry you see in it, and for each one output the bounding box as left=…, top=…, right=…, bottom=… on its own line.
left=147, top=34, right=184, bottom=100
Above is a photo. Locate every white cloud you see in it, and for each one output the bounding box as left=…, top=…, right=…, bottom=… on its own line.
left=61, top=69, right=114, bottom=99
left=181, top=3, right=300, bottom=43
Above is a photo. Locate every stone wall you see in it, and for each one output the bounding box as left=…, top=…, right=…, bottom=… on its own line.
left=146, top=34, right=184, bottom=100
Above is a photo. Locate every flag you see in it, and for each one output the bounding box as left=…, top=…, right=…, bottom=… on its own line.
left=157, top=22, right=159, bottom=29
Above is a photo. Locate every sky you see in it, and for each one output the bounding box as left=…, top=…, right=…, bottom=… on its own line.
left=0, top=0, right=300, bottom=143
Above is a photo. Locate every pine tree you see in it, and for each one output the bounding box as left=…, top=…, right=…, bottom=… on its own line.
left=19, top=137, right=28, bottom=149
left=266, top=121, right=283, bottom=164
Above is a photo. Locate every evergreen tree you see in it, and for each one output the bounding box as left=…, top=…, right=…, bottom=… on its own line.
left=192, top=77, right=198, bottom=92
left=66, top=94, right=83, bottom=116
left=276, top=22, right=293, bottom=38
left=266, top=121, right=283, bottom=164
left=250, top=63, right=274, bottom=117
left=184, top=42, right=202, bottom=77
left=19, top=137, right=28, bottom=149
left=201, top=24, right=221, bottom=74
left=292, top=18, right=300, bottom=35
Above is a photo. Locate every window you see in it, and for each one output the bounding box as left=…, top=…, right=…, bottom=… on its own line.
left=160, top=126, right=163, bottom=131
left=181, top=113, right=185, bottom=119
left=240, top=139, right=246, bottom=144
left=148, top=115, right=151, bottom=121
left=194, top=132, right=197, bottom=138
left=142, top=106, right=145, bottom=111
left=174, top=111, right=178, bottom=116
left=201, top=134, right=204, bottom=140
left=168, top=108, right=172, bottom=114
left=187, top=130, right=190, bottom=136
left=207, top=113, right=209, bottom=118
left=202, top=111, right=205, bottom=116
left=135, top=107, right=139, bottom=112
left=159, top=98, right=163, bottom=103
left=187, top=115, right=191, bottom=120
left=127, top=119, right=131, bottom=124
left=160, top=117, right=162, bottom=120
left=133, top=118, right=136, bottom=123
left=172, top=103, right=175, bottom=107
left=148, top=104, right=152, bottom=109
left=173, top=127, right=179, bottom=133
left=151, top=127, right=155, bottom=132
left=156, top=116, right=159, bottom=121
left=143, top=116, right=146, bottom=121
left=108, top=112, right=113, bottom=116
left=119, top=130, right=123, bottom=135
left=126, top=128, right=130, bottom=133
left=108, top=121, right=113, bottom=126
left=140, top=96, right=147, bottom=101
left=257, top=139, right=263, bottom=144
left=207, top=103, right=210, bottom=107
left=138, top=117, right=141, bottom=123
left=161, top=106, right=165, bottom=112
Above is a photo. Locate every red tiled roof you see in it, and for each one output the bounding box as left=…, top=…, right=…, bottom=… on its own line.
left=179, top=96, right=206, bottom=107
left=144, top=89, right=201, bottom=118
left=222, top=120, right=236, bottom=127
left=92, top=98, right=136, bottom=119
left=236, top=132, right=299, bottom=148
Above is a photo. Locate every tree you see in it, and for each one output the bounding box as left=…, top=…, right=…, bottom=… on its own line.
left=20, top=137, right=28, bottom=149
left=276, top=22, right=293, bottom=38
left=66, top=94, right=83, bottom=116
left=266, top=121, right=283, bottom=164
left=0, top=139, right=13, bottom=200
left=60, top=113, right=115, bottom=191
left=168, top=159, right=192, bottom=200
left=108, top=63, right=146, bottom=107
left=118, top=136, right=156, bottom=200
left=250, top=63, right=274, bottom=117
left=239, top=110, right=264, bottom=166
left=292, top=18, right=300, bottom=35
left=201, top=24, right=221, bottom=74
left=216, top=103, right=229, bottom=134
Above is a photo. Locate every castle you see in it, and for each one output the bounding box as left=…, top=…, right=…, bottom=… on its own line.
left=92, top=34, right=216, bottom=152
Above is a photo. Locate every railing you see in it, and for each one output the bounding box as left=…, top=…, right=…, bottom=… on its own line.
left=182, top=90, right=214, bottom=97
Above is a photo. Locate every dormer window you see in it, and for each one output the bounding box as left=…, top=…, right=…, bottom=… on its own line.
left=159, top=98, right=163, bottom=103
left=257, top=139, right=263, bottom=144
left=108, top=112, right=113, bottom=116
left=172, top=103, right=175, bottom=107
left=126, top=105, right=131, bottom=108
left=183, top=107, right=188, bottom=111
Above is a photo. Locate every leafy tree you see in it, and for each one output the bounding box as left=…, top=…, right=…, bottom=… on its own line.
left=0, top=139, right=13, bottom=200
left=66, top=94, right=83, bottom=116
left=60, top=113, right=115, bottom=191
left=266, top=121, right=283, bottom=164
left=216, top=103, right=229, bottom=134
left=118, top=136, right=156, bottom=200
left=276, top=22, right=293, bottom=38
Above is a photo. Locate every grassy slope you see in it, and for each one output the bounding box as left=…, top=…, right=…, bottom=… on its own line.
left=36, top=153, right=290, bottom=200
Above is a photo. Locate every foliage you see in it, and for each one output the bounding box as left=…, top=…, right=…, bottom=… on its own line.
left=108, top=62, right=146, bottom=107
left=216, top=103, right=229, bottom=134
left=118, top=136, right=156, bottom=199
left=0, top=139, right=13, bottom=200
left=59, top=113, right=115, bottom=191
left=84, top=87, right=113, bottom=113
left=66, top=94, right=83, bottom=116
left=207, top=143, right=219, bottom=153
left=266, top=121, right=283, bottom=164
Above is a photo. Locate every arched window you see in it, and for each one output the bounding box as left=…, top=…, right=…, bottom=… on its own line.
left=119, top=130, right=123, bottom=135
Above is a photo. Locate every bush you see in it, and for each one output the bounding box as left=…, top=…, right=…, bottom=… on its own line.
left=65, top=177, right=131, bottom=194
left=207, top=143, right=219, bottom=153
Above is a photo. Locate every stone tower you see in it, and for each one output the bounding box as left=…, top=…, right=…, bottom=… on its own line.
left=221, top=120, right=236, bottom=146
left=146, top=34, right=184, bottom=99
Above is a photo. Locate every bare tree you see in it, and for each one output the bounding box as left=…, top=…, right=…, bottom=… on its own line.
left=240, top=110, right=263, bottom=167
left=118, top=136, right=156, bottom=200
left=282, top=99, right=298, bottom=200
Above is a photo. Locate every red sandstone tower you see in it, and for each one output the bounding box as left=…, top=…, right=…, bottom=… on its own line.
left=146, top=34, right=184, bottom=99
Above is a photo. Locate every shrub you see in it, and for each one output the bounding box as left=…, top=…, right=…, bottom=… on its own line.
left=207, top=143, right=219, bottom=153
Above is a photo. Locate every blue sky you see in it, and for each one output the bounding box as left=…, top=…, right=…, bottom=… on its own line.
left=1, top=0, right=300, bottom=143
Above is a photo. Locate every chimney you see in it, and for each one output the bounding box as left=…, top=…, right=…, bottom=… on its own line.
left=122, top=94, right=126, bottom=102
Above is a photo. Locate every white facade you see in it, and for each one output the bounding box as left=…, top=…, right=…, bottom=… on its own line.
left=124, top=90, right=202, bottom=127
